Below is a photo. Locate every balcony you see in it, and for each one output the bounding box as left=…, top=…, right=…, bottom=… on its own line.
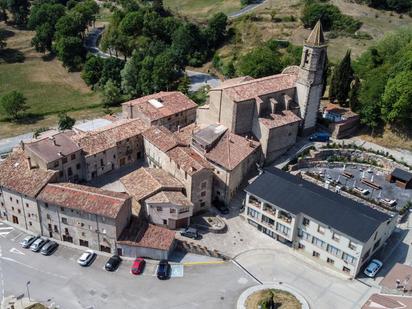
left=278, top=211, right=292, bottom=224
left=248, top=197, right=261, bottom=209
left=263, top=205, right=276, bottom=217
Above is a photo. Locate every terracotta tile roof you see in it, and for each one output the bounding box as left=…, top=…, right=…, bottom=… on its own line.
left=220, top=76, right=254, bottom=87
left=214, top=73, right=298, bottom=102
left=37, top=183, right=130, bottom=219
left=362, top=294, right=412, bottom=309
left=120, top=168, right=184, bottom=202
left=122, top=91, right=197, bottom=122
left=142, top=126, right=180, bottom=152
left=72, top=119, right=148, bottom=156
left=205, top=131, right=260, bottom=171
left=173, top=123, right=198, bottom=146
left=117, top=216, right=175, bottom=250
left=259, top=110, right=301, bottom=129
left=0, top=149, right=57, bottom=197
left=167, top=146, right=212, bottom=175
left=380, top=263, right=412, bottom=291
left=24, top=132, right=81, bottom=163
left=146, top=191, right=193, bottom=207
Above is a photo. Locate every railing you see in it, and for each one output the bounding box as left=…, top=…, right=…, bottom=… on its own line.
left=278, top=215, right=292, bottom=224
left=248, top=200, right=261, bottom=208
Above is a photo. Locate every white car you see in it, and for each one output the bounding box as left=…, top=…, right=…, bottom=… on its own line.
left=364, top=259, right=383, bottom=278
left=380, top=198, right=397, bottom=207
left=77, top=250, right=96, bottom=266
left=354, top=187, right=370, bottom=195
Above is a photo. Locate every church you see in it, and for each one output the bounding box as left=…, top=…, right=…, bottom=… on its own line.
left=197, top=21, right=328, bottom=163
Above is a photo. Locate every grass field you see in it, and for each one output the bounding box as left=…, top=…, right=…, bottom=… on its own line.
left=0, top=22, right=102, bottom=138
left=164, top=0, right=241, bottom=20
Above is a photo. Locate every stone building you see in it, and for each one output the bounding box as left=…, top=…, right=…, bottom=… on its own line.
left=244, top=168, right=397, bottom=278
left=142, top=126, right=214, bottom=213
left=121, top=167, right=193, bottom=229
left=322, top=103, right=360, bottom=139
left=23, top=132, right=83, bottom=182
left=37, top=183, right=132, bottom=254
left=72, top=119, right=148, bottom=181
left=122, top=91, right=197, bottom=132
left=0, top=149, right=57, bottom=234
left=197, top=21, right=327, bottom=163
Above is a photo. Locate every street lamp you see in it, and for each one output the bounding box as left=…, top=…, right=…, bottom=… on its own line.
left=26, top=281, right=31, bottom=301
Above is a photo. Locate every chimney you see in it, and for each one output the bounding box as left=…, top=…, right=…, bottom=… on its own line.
left=284, top=94, right=293, bottom=111
left=270, top=98, right=278, bottom=114
left=177, top=125, right=181, bottom=132
left=27, top=157, right=33, bottom=170
left=49, top=136, right=57, bottom=146
left=57, top=152, right=63, bottom=157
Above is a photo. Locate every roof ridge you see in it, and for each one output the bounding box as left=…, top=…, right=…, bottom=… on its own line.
left=48, top=183, right=127, bottom=202
left=218, top=73, right=292, bottom=90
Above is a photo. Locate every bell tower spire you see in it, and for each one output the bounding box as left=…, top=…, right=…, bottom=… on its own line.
left=295, top=20, right=328, bottom=135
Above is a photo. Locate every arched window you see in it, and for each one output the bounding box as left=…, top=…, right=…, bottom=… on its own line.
left=303, top=49, right=310, bottom=66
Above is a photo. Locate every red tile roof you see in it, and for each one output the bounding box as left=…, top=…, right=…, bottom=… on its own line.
left=120, top=168, right=184, bottom=202
left=118, top=216, right=175, bottom=251
left=205, top=131, right=260, bottom=171
left=72, top=119, right=148, bottom=156
left=174, top=123, right=198, bottom=146
left=0, top=149, right=57, bottom=197
left=122, top=91, right=197, bottom=122
left=146, top=191, right=193, bottom=207
left=167, top=147, right=212, bottom=175
left=37, top=183, right=130, bottom=219
left=259, top=110, right=302, bottom=129
left=362, top=294, right=412, bottom=309
left=142, top=126, right=180, bottom=152
left=214, top=73, right=298, bottom=103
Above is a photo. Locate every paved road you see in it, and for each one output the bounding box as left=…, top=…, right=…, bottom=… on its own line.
left=0, top=221, right=254, bottom=308
left=186, top=70, right=221, bottom=92
left=0, top=132, right=33, bottom=155
left=228, top=0, right=267, bottom=18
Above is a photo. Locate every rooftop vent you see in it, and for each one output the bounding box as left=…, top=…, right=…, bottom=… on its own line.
left=148, top=99, right=164, bottom=109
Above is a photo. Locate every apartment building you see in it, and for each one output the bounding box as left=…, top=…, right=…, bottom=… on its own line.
left=72, top=119, right=148, bottom=181
left=121, top=167, right=193, bottom=229
left=142, top=126, right=214, bottom=213
left=244, top=168, right=397, bottom=277
left=191, top=124, right=262, bottom=205
left=23, top=132, right=83, bottom=182
left=0, top=149, right=57, bottom=234
left=122, top=91, right=197, bottom=132
left=37, top=183, right=132, bottom=254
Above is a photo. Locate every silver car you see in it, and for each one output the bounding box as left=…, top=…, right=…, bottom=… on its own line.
left=77, top=250, right=96, bottom=266
left=30, top=238, right=49, bottom=252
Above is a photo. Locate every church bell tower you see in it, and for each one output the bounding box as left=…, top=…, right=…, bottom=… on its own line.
left=296, top=20, right=328, bottom=135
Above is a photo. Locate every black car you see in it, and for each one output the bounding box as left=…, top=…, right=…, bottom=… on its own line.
left=157, top=260, right=171, bottom=280
left=20, top=235, right=39, bottom=249
left=214, top=200, right=229, bottom=215
left=40, top=241, right=59, bottom=256
left=180, top=228, right=201, bottom=240
left=105, top=255, right=122, bottom=271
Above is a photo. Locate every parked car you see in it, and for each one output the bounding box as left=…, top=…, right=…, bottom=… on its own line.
left=213, top=200, right=229, bottom=215
left=77, top=250, right=96, bottom=266
left=30, top=238, right=49, bottom=252
left=180, top=227, right=201, bottom=240
left=20, top=235, right=39, bottom=249
left=309, top=132, right=330, bottom=142
left=380, top=198, right=397, bottom=207
left=105, top=255, right=122, bottom=271
left=40, top=241, right=59, bottom=256
left=354, top=187, right=370, bottom=195
left=364, top=259, right=383, bottom=278
left=157, top=260, right=171, bottom=280
left=131, top=258, right=146, bottom=275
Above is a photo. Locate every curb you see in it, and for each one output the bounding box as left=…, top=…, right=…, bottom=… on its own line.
left=183, top=261, right=226, bottom=266
left=236, top=283, right=310, bottom=309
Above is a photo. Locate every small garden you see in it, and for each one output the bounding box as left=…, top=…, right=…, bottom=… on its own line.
left=245, top=289, right=302, bottom=309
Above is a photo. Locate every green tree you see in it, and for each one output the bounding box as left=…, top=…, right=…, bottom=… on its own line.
left=381, top=71, right=412, bottom=124
left=138, top=55, right=155, bottom=94
left=55, top=36, right=84, bottom=71
left=28, top=3, right=66, bottom=30
left=0, top=0, right=8, bottom=22
left=31, top=22, right=54, bottom=53
left=237, top=45, right=282, bottom=78
left=119, top=11, right=144, bottom=36
left=348, top=76, right=361, bottom=111
left=152, top=49, right=178, bottom=91
left=99, top=57, right=125, bottom=87
left=205, top=12, right=227, bottom=49
left=177, top=74, right=190, bottom=95
left=223, top=60, right=236, bottom=78
left=7, top=0, right=30, bottom=26
left=102, top=79, right=122, bottom=107
left=0, top=90, right=27, bottom=120
left=329, top=50, right=354, bottom=105
left=55, top=11, right=85, bottom=39
left=58, top=112, right=75, bottom=130
left=121, top=50, right=143, bottom=98
left=72, top=0, right=99, bottom=28
left=81, top=54, right=104, bottom=87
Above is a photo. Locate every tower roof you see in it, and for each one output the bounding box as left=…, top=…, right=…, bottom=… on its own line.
left=306, top=20, right=325, bottom=46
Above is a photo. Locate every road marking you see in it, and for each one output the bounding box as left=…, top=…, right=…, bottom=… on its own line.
left=170, top=265, right=184, bottom=278
left=0, top=227, right=13, bottom=231
left=9, top=248, right=25, bottom=255
left=10, top=232, right=24, bottom=242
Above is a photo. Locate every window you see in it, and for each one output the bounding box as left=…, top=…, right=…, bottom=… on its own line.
left=312, top=237, right=326, bottom=249
left=80, top=222, right=84, bottom=227
left=317, top=225, right=325, bottom=234
left=200, top=191, right=206, bottom=197
left=61, top=207, right=64, bottom=212
left=312, top=251, right=320, bottom=258
left=327, top=244, right=341, bottom=257
left=201, top=181, right=207, bottom=189
left=29, top=221, right=32, bottom=226
left=170, top=209, right=176, bottom=214
left=276, top=222, right=290, bottom=236
left=156, top=207, right=162, bottom=212
left=100, top=159, right=104, bottom=167
left=54, top=161, right=59, bottom=168
left=68, top=167, right=73, bottom=176
left=76, top=163, right=81, bottom=170
left=71, top=154, right=76, bottom=160
left=163, top=219, right=167, bottom=225
left=262, top=215, right=275, bottom=226
left=200, top=202, right=206, bottom=207
left=342, top=266, right=351, bottom=273
left=298, top=229, right=312, bottom=241
left=348, top=241, right=357, bottom=250
left=25, top=203, right=29, bottom=208
left=61, top=217, right=68, bottom=224
left=327, top=258, right=334, bottom=265
left=17, top=209, right=21, bottom=214
left=342, top=252, right=356, bottom=265
left=16, top=199, right=19, bottom=204
left=9, top=197, right=12, bottom=202
left=54, top=225, right=58, bottom=232
left=247, top=207, right=259, bottom=219
left=62, top=157, right=68, bottom=164
left=79, top=239, right=89, bottom=247
left=298, top=243, right=305, bottom=249
left=59, top=171, right=64, bottom=178
left=81, top=232, right=85, bottom=237
left=302, top=217, right=310, bottom=226
left=45, top=203, right=48, bottom=208
left=28, top=214, right=30, bottom=218
left=332, top=233, right=340, bottom=242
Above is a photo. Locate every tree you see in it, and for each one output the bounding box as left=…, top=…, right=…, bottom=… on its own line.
left=81, top=54, right=104, bottom=87
left=55, top=11, right=86, bottom=39
left=58, top=112, right=75, bottom=130
left=348, top=76, right=361, bottom=111
left=237, top=45, right=282, bottom=78
left=31, top=22, right=54, bottom=53
left=72, top=0, right=99, bottom=28
left=205, top=12, right=227, bottom=49
left=329, top=50, right=354, bottom=105
left=6, top=0, right=30, bottom=26
left=152, top=49, right=178, bottom=91
left=177, top=74, right=190, bottom=95
left=381, top=71, right=412, bottom=124
left=0, top=90, right=27, bottom=120
left=121, top=50, right=143, bottom=97
left=55, top=36, right=84, bottom=71
left=102, top=79, right=122, bottom=107
left=99, top=57, right=125, bottom=87
left=223, top=60, right=236, bottom=78
left=119, top=11, right=144, bottom=36
left=0, top=0, right=8, bottom=22
left=28, top=3, right=66, bottom=30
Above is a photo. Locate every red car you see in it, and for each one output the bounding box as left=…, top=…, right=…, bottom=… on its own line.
left=131, top=258, right=146, bottom=275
